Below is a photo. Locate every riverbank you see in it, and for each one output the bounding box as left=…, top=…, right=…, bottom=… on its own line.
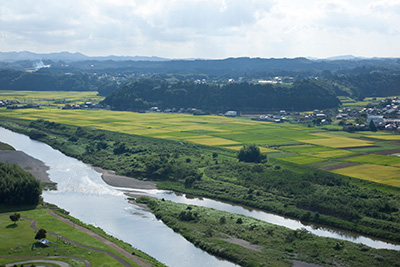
left=93, top=166, right=157, bottom=190
left=0, top=148, right=156, bottom=190
left=0, top=150, right=51, bottom=183
left=138, top=196, right=400, bottom=267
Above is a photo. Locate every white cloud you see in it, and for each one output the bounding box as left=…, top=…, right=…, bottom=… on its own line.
left=0, top=0, right=399, bottom=58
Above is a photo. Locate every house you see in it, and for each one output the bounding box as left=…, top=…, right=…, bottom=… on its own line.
left=150, top=107, right=160, bottom=112
left=225, top=111, right=237, bottom=117
left=39, top=238, right=51, bottom=246
left=367, top=115, right=385, bottom=126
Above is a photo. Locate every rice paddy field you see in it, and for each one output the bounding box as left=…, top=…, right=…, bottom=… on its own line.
left=0, top=90, right=104, bottom=105
left=1, top=91, right=399, bottom=187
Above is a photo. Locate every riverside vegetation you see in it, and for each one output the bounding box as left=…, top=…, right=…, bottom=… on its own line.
left=0, top=117, right=399, bottom=246
left=0, top=142, right=165, bottom=267
left=137, top=197, right=400, bottom=267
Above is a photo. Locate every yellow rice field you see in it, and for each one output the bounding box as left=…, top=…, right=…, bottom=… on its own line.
left=361, top=134, right=400, bottom=141
left=333, top=164, right=400, bottom=187
left=300, top=133, right=374, bottom=148
left=1, top=95, right=400, bottom=187
left=0, top=90, right=104, bottom=105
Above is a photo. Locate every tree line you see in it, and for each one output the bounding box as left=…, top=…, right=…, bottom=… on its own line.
left=101, top=79, right=340, bottom=112
left=0, top=162, right=41, bottom=205
left=0, top=69, right=101, bottom=91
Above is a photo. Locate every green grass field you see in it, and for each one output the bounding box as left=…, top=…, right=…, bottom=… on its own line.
left=0, top=207, right=141, bottom=267
left=279, top=156, right=327, bottom=165
left=344, top=154, right=400, bottom=166
left=1, top=91, right=399, bottom=187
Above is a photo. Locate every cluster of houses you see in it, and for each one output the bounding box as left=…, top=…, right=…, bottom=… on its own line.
left=253, top=110, right=288, bottom=123
left=148, top=107, right=199, bottom=114
left=361, top=97, right=400, bottom=131
left=338, top=97, right=400, bottom=131
left=0, top=100, right=40, bottom=109
left=0, top=100, right=19, bottom=107
left=61, top=101, right=103, bottom=110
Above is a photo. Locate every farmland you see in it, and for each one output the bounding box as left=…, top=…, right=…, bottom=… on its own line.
left=1, top=101, right=400, bottom=244
left=0, top=97, right=399, bottom=187
left=0, top=90, right=103, bottom=105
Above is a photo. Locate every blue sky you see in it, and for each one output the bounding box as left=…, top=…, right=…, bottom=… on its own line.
left=1, top=0, right=400, bottom=59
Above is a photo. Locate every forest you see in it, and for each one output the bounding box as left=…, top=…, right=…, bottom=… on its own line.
left=101, top=79, right=340, bottom=112
left=0, top=69, right=101, bottom=92
left=0, top=162, right=41, bottom=205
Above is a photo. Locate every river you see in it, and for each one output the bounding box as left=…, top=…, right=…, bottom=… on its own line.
left=0, top=127, right=399, bottom=267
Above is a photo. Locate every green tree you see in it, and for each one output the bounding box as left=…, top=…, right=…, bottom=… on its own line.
left=237, top=144, right=265, bottom=163
left=369, top=119, right=377, bottom=132
left=9, top=213, right=20, bottom=225
left=35, top=228, right=47, bottom=240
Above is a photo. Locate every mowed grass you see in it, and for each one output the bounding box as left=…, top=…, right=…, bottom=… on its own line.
left=333, top=164, right=400, bottom=187
left=0, top=90, right=104, bottom=105
left=0, top=207, right=140, bottom=267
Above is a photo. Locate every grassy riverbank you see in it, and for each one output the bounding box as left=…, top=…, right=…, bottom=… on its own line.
left=0, top=205, right=165, bottom=267
left=0, top=117, right=399, bottom=244
left=138, top=197, right=400, bottom=267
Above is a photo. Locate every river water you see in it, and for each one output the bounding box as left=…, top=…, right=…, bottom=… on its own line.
left=0, top=127, right=399, bottom=266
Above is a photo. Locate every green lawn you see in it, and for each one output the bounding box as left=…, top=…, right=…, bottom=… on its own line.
left=0, top=206, right=142, bottom=267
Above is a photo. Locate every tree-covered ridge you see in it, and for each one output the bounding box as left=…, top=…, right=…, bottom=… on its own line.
left=101, top=79, right=340, bottom=112
left=328, top=72, right=400, bottom=99
left=0, top=162, right=41, bottom=205
left=0, top=69, right=100, bottom=91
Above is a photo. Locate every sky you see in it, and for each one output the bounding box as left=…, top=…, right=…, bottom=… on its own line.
left=1, top=0, right=400, bottom=59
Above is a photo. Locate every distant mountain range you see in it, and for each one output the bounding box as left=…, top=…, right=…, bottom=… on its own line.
left=0, top=51, right=169, bottom=62
left=2, top=51, right=397, bottom=63
left=1, top=51, right=399, bottom=81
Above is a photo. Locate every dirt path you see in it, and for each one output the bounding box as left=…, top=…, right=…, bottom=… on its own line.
left=23, top=213, right=152, bottom=267
left=2, top=257, right=71, bottom=267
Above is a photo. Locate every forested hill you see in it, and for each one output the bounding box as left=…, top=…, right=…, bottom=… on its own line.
left=328, top=72, right=400, bottom=99
left=0, top=69, right=99, bottom=91
left=101, top=79, right=340, bottom=112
